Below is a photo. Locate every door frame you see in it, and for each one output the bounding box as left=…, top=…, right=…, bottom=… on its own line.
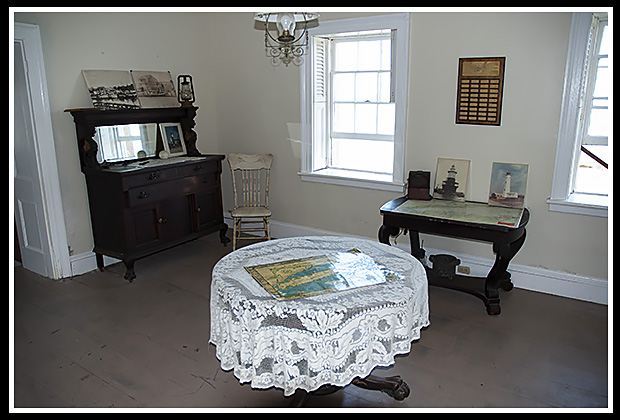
left=13, top=22, right=71, bottom=279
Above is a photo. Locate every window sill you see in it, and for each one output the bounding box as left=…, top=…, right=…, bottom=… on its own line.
left=299, top=168, right=404, bottom=192
left=547, top=193, right=608, bottom=218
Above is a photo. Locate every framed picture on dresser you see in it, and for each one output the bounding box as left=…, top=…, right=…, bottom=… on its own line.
left=159, top=122, right=187, bottom=157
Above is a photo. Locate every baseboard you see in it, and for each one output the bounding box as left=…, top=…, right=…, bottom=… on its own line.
left=70, top=252, right=120, bottom=277
left=260, top=217, right=608, bottom=305
left=73, top=217, right=607, bottom=305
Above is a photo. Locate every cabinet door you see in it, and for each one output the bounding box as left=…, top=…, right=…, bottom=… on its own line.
left=158, top=195, right=194, bottom=242
left=192, top=187, right=223, bottom=232
left=131, top=206, right=161, bottom=249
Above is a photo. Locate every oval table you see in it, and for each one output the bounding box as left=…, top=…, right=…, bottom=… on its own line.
left=209, top=236, right=429, bottom=406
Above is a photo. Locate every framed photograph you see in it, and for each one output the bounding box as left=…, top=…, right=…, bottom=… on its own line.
left=488, top=162, right=528, bottom=208
left=131, top=70, right=178, bottom=108
left=82, top=70, right=140, bottom=110
left=159, top=123, right=187, bottom=157
left=434, top=158, right=470, bottom=202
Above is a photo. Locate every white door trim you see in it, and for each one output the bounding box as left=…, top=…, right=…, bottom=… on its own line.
left=13, top=22, right=71, bottom=279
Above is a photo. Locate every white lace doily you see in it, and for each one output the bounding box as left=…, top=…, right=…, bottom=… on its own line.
left=209, top=236, right=430, bottom=396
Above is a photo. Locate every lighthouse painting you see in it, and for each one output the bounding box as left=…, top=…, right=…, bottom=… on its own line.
left=488, top=162, right=528, bottom=208
left=434, top=158, right=470, bottom=202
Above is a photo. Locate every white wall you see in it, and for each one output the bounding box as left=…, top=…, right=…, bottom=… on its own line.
left=13, top=10, right=608, bottom=289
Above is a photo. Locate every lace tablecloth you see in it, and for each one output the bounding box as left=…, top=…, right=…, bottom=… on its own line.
left=209, top=236, right=429, bottom=396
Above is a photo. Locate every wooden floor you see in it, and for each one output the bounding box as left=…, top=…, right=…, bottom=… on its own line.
left=11, top=233, right=609, bottom=410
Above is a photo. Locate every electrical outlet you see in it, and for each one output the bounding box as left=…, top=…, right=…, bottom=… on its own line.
left=457, top=265, right=470, bottom=274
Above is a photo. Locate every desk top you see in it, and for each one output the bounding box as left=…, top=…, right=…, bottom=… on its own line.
left=381, top=197, right=529, bottom=231
left=209, top=236, right=429, bottom=396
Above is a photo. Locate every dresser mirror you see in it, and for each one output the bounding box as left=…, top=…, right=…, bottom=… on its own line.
left=94, top=123, right=158, bottom=163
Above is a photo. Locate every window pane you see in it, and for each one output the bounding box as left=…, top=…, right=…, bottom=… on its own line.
left=381, top=39, right=391, bottom=71
left=355, top=103, right=377, bottom=134
left=334, top=103, right=354, bottom=132
left=331, top=138, right=393, bottom=173
left=334, top=42, right=357, bottom=71
left=587, top=108, right=609, bottom=137
left=574, top=145, right=609, bottom=195
left=377, top=103, right=395, bottom=135
left=358, top=40, right=381, bottom=71
left=379, top=72, right=391, bottom=102
left=356, top=72, right=378, bottom=102
left=333, top=73, right=355, bottom=102
left=599, top=25, right=609, bottom=55
left=592, top=59, right=610, bottom=98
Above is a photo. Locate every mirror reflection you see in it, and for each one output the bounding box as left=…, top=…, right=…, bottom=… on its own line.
left=94, top=123, right=158, bottom=163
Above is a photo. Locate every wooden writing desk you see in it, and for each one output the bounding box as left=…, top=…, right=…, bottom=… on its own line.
left=379, top=197, right=529, bottom=315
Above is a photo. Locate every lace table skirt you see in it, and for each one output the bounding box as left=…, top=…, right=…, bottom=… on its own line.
left=209, top=236, right=429, bottom=396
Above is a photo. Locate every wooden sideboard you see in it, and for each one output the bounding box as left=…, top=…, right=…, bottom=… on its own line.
left=68, top=107, right=229, bottom=281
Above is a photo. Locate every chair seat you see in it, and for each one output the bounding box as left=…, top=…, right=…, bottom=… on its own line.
left=231, top=206, right=272, bottom=218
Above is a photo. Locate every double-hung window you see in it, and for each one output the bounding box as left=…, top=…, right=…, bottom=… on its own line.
left=300, top=14, right=410, bottom=192
left=549, top=12, right=610, bottom=217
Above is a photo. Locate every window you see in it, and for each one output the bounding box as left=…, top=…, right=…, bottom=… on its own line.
left=300, top=14, right=410, bottom=192
left=549, top=12, right=609, bottom=217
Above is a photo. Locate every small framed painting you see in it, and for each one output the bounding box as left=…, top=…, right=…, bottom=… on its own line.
left=159, top=123, right=187, bottom=157
left=433, top=158, right=470, bottom=202
left=131, top=70, right=178, bottom=108
left=488, top=162, right=528, bottom=208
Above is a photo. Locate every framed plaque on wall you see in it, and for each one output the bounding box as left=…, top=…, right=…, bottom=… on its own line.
left=455, top=57, right=505, bottom=126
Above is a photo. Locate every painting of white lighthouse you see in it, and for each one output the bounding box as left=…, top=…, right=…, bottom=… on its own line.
left=488, top=162, right=528, bottom=208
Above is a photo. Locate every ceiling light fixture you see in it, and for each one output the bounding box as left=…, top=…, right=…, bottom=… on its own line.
left=254, top=12, right=319, bottom=66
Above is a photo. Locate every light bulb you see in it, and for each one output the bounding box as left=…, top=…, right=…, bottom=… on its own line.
left=276, top=13, right=296, bottom=42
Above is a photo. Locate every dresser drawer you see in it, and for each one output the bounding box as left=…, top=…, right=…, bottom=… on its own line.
left=122, top=167, right=179, bottom=190
left=127, top=178, right=185, bottom=207
left=177, top=159, right=220, bottom=178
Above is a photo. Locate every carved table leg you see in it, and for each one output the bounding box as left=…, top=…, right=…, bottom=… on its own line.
left=352, top=374, right=410, bottom=401
left=378, top=224, right=400, bottom=246
left=288, top=374, right=410, bottom=407
left=484, top=230, right=526, bottom=315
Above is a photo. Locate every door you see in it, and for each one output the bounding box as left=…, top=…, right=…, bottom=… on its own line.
left=13, top=23, right=70, bottom=278
left=14, top=39, right=51, bottom=277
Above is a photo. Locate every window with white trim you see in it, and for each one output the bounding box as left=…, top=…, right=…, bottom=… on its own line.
left=549, top=12, right=610, bottom=217
left=300, top=14, right=409, bottom=192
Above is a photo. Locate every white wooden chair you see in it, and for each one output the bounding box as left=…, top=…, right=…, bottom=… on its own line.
left=227, top=153, right=273, bottom=250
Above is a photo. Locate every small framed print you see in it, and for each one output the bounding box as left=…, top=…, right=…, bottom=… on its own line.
left=159, top=123, right=186, bottom=157
left=488, top=162, right=528, bottom=209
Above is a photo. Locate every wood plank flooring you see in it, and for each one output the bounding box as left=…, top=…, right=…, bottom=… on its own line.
left=11, top=233, right=609, bottom=410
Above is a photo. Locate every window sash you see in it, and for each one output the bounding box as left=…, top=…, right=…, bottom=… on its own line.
left=300, top=13, right=410, bottom=192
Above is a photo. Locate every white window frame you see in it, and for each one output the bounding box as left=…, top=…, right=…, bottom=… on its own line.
left=300, top=13, right=410, bottom=192
left=548, top=12, right=608, bottom=218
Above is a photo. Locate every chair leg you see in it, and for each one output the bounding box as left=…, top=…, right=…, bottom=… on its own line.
left=232, top=217, right=238, bottom=250
left=264, top=217, right=271, bottom=241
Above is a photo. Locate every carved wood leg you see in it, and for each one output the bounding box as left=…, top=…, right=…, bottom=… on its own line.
left=352, top=374, right=410, bottom=401
left=484, top=230, right=526, bottom=315
left=123, top=258, right=136, bottom=282
left=219, top=223, right=230, bottom=245
left=378, top=224, right=400, bottom=245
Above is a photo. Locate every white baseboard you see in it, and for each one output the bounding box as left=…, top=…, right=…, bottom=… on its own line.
left=72, top=217, right=608, bottom=305
left=261, top=217, right=608, bottom=305
left=70, top=252, right=120, bottom=277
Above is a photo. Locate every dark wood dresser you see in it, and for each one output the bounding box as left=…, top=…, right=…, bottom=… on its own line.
left=68, top=107, right=229, bottom=280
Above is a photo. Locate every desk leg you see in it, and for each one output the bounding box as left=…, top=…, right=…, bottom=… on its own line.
left=485, top=230, right=526, bottom=315
left=378, top=224, right=400, bottom=246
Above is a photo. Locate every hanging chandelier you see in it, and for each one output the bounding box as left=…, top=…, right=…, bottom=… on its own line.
left=254, top=12, right=319, bottom=66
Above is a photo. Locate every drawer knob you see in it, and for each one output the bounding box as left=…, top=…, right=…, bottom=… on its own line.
left=147, top=172, right=160, bottom=181
left=158, top=217, right=167, bottom=224
left=137, top=191, right=150, bottom=199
